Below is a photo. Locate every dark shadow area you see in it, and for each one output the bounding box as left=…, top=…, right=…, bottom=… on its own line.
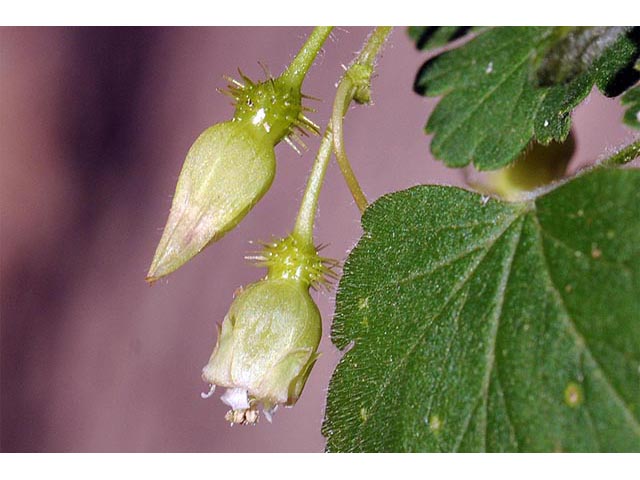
left=1, top=27, right=159, bottom=452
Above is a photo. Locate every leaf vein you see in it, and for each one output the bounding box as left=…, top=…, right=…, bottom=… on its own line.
left=357, top=213, right=523, bottom=445
left=533, top=212, right=640, bottom=432
left=494, top=368, right=520, bottom=451
left=453, top=217, right=524, bottom=451
left=368, top=211, right=523, bottom=297
left=435, top=51, right=533, bottom=156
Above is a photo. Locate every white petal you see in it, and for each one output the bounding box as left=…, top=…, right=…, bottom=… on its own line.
left=220, top=387, right=250, bottom=410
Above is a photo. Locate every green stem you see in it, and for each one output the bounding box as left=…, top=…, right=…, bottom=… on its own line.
left=332, top=81, right=369, bottom=213
left=293, top=127, right=334, bottom=247
left=356, top=26, right=393, bottom=65
left=292, top=27, right=392, bottom=246
left=601, top=138, right=640, bottom=167
left=281, top=26, right=333, bottom=88
left=332, top=26, right=393, bottom=213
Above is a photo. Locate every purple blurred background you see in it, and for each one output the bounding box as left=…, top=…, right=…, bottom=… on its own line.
left=0, top=27, right=636, bottom=452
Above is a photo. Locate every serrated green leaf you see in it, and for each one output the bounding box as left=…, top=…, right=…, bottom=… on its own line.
left=414, top=27, right=640, bottom=170
left=621, top=85, right=640, bottom=128
left=323, top=168, right=640, bottom=452
left=408, top=26, right=477, bottom=51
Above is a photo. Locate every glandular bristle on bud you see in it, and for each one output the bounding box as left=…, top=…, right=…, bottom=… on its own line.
left=223, top=69, right=320, bottom=152
left=147, top=64, right=324, bottom=282
left=146, top=121, right=275, bottom=282
left=247, top=234, right=339, bottom=290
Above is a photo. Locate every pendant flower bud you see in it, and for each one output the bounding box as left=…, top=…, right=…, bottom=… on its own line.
left=201, top=235, right=337, bottom=424
left=147, top=72, right=320, bottom=283
left=147, top=121, right=275, bottom=282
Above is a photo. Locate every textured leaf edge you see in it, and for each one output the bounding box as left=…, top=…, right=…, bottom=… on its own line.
left=323, top=166, right=640, bottom=452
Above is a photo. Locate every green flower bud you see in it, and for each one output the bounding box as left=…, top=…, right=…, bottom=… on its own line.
left=201, top=235, right=337, bottom=425
left=147, top=120, right=275, bottom=282
left=147, top=73, right=319, bottom=283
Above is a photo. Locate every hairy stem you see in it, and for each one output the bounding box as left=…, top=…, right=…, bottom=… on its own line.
left=281, top=26, right=334, bottom=87
left=332, top=79, right=369, bottom=213
left=601, top=138, right=640, bottom=167
left=356, top=26, right=393, bottom=66
left=293, top=26, right=393, bottom=246
left=293, top=127, right=334, bottom=247
left=332, top=26, right=393, bottom=213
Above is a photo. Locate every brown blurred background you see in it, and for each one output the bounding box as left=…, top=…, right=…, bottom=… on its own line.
left=0, top=27, right=636, bottom=452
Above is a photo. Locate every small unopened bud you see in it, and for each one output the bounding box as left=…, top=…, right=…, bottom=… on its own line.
left=147, top=70, right=321, bottom=283
left=147, top=121, right=275, bottom=282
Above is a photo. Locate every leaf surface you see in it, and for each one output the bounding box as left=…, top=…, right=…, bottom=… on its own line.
left=414, top=27, right=640, bottom=170
left=323, top=168, right=640, bottom=452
